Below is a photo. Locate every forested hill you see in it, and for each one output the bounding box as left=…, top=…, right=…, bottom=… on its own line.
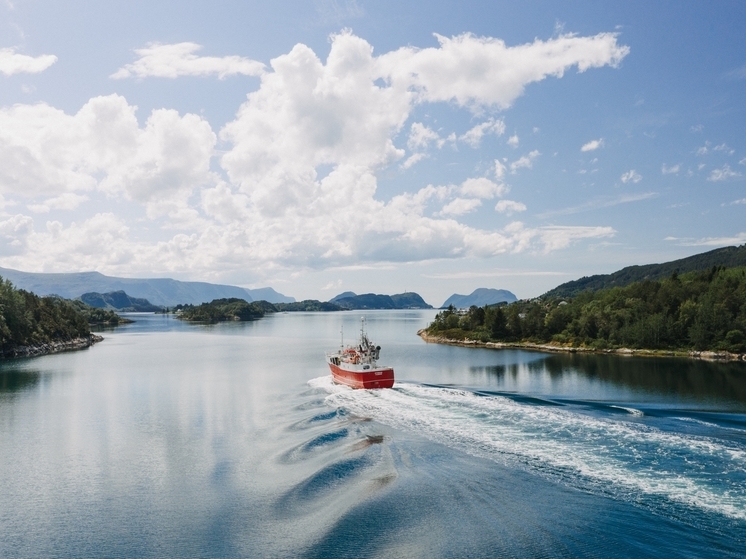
left=425, top=266, right=746, bottom=355
left=0, top=277, right=117, bottom=357
left=545, top=245, right=746, bottom=298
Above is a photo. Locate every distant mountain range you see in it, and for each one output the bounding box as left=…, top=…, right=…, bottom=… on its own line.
left=0, top=267, right=294, bottom=307
left=329, top=291, right=432, bottom=309
left=440, top=288, right=518, bottom=309
left=544, top=245, right=746, bottom=299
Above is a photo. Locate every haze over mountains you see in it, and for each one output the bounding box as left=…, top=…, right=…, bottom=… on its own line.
left=440, top=288, right=518, bottom=309
left=0, top=267, right=294, bottom=307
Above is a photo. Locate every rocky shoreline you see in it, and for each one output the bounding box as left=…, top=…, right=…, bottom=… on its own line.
left=417, top=330, right=746, bottom=362
left=0, top=335, right=104, bottom=360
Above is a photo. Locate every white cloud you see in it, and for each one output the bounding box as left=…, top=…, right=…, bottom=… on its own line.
left=739, top=157, right=746, bottom=166
left=0, top=94, right=217, bottom=217
left=509, top=150, right=540, bottom=173
left=438, top=197, right=482, bottom=216
left=690, top=124, right=703, bottom=132
left=538, top=225, right=615, bottom=252
left=0, top=47, right=57, bottom=75
left=713, top=143, right=735, bottom=155
left=378, top=31, right=629, bottom=110
left=459, top=118, right=505, bottom=147
left=537, top=192, right=656, bottom=218
left=661, top=164, right=680, bottom=175
left=0, top=30, right=626, bottom=276
left=494, top=159, right=507, bottom=179
left=400, top=152, right=428, bottom=170
left=581, top=138, right=603, bottom=152
left=111, top=42, right=265, bottom=79
left=27, top=193, right=88, bottom=213
left=708, top=164, right=741, bottom=182
left=730, top=198, right=746, bottom=205
left=507, top=134, right=519, bottom=147
left=666, top=232, right=746, bottom=247
left=407, top=122, right=440, bottom=150
left=696, top=143, right=709, bottom=156
left=459, top=177, right=507, bottom=199
left=495, top=200, right=527, bottom=214
left=620, top=169, right=642, bottom=183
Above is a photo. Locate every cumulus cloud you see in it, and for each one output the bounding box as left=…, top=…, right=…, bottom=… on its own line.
left=459, top=177, right=507, bottom=199
left=495, top=200, right=527, bottom=214
left=111, top=42, right=265, bottom=79
left=708, top=164, right=741, bottom=182
left=507, top=133, right=519, bottom=147
left=378, top=31, right=629, bottom=110
left=438, top=197, right=482, bottom=216
left=27, top=193, right=88, bottom=213
left=581, top=138, right=603, bottom=152
left=0, top=30, right=627, bottom=276
left=509, top=150, right=540, bottom=173
left=620, top=169, right=642, bottom=183
left=408, top=122, right=441, bottom=150
left=0, top=94, right=216, bottom=216
left=0, top=47, right=57, bottom=75
left=459, top=118, right=505, bottom=147
left=661, top=164, right=679, bottom=175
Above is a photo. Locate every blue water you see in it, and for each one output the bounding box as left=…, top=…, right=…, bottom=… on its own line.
left=1, top=310, right=745, bottom=557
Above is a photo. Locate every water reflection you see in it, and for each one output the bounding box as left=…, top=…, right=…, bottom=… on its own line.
left=0, top=368, right=40, bottom=394
left=472, top=352, right=746, bottom=408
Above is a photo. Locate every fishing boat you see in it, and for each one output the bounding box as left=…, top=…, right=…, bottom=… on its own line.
left=326, top=318, right=395, bottom=389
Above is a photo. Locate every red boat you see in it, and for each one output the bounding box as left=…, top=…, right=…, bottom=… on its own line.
left=326, top=319, right=394, bottom=389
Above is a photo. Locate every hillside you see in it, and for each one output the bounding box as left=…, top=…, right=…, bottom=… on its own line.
left=0, top=267, right=294, bottom=307
left=80, top=291, right=163, bottom=312
left=441, top=288, right=517, bottom=309
left=425, top=266, right=746, bottom=355
left=545, top=245, right=746, bottom=298
left=332, top=292, right=432, bottom=310
left=0, top=277, right=109, bottom=358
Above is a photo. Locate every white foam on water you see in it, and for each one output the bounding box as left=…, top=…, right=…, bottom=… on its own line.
left=610, top=405, right=644, bottom=417
left=310, top=380, right=746, bottom=521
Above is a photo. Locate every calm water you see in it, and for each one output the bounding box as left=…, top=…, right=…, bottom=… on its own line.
left=1, top=310, right=745, bottom=558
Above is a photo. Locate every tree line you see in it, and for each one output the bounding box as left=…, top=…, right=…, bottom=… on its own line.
left=427, top=266, right=746, bottom=354
left=0, top=277, right=126, bottom=352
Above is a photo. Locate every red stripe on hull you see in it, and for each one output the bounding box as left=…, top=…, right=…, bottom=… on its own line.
left=328, top=363, right=394, bottom=389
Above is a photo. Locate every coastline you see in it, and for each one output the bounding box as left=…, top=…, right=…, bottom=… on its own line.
left=417, top=329, right=746, bottom=362
left=0, top=334, right=104, bottom=360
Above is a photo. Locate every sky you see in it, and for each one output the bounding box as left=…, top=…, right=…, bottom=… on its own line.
left=0, top=1, right=745, bottom=307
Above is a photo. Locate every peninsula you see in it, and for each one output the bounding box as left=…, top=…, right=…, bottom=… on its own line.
left=421, top=257, right=746, bottom=361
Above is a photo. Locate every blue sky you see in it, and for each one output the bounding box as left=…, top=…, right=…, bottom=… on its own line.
left=1, top=1, right=745, bottom=306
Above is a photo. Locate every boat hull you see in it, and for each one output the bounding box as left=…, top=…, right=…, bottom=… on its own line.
left=328, top=362, right=395, bottom=389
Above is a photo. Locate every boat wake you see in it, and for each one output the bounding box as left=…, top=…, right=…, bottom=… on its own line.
left=308, top=376, right=746, bottom=523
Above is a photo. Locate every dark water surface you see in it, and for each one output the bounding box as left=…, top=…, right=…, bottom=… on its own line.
left=1, top=310, right=745, bottom=558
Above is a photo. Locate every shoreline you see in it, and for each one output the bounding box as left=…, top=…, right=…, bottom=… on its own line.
left=0, top=334, right=104, bottom=360
left=417, top=330, right=746, bottom=362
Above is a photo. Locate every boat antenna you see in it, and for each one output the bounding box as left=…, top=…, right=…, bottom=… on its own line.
left=340, top=325, right=344, bottom=349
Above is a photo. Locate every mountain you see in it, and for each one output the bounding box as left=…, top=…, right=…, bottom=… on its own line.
left=441, top=288, right=518, bottom=309
left=79, top=291, right=163, bottom=312
left=333, top=292, right=432, bottom=309
left=329, top=291, right=357, bottom=303
left=543, top=245, right=746, bottom=299
left=0, top=267, right=295, bottom=307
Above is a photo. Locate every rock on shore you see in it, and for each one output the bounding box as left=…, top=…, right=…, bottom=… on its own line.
left=0, top=335, right=104, bottom=359
left=417, top=330, right=746, bottom=362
